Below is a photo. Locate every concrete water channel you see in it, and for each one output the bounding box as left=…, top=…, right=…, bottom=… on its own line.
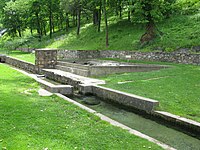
left=70, top=94, right=200, bottom=150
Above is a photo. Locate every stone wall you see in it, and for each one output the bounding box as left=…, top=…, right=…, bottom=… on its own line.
left=4, top=56, right=40, bottom=74
left=79, top=84, right=159, bottom=113
left=16, top=48, right=35, bottom=53
left=0, top=54, right=6, bottom=63
left=100, top=51, right=200, bottom=65
left=58, top=50, right=100, bottom=60
left=57, top=50, right=200, bottom=65
left=35, top=49, right=57, bottom=69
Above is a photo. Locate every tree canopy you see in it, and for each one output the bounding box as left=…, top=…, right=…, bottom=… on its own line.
left=0, top=0, right=199, bottom=46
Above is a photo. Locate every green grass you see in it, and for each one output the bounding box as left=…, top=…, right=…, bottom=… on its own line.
left=98, top=59, right=200, bottom=122
left=0, top=49, right=35, bottom=63
left=0, top=63, right=163, bottom=150
left=8, top=50, right=35, bottom=63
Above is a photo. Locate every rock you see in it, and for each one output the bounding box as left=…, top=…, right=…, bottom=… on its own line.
left=82, top=96, right=101, bottom=105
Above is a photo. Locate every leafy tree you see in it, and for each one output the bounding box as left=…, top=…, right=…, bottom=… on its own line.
left=131, top=0, right=175, bottom=44
left=3, top=0, right=32, bottom=37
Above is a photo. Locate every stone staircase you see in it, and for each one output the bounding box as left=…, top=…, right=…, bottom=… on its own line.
left=55, top=61, right=90, bottom=77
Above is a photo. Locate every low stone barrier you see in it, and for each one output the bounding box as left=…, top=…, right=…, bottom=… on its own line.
left=16, top=48, right=35, bottom=53
left=37, top=78, right=73, bottom=96
left=58, top=50, right=100, bottom=60
left=0, top=54, right=6, bottom=63
left=78, top=84, right=159, bottom=113
left=57, top=50, right=200, bottom=65
left=153, top=111, right=200, bottom=138
left=4, top=56, right=40, bottom=74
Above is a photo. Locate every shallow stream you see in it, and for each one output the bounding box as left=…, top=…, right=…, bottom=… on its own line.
left=71, top=95, right=200, bottom=150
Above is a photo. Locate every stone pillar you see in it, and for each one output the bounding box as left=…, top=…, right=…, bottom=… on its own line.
left=35, top=49, right=57, bottom=69
left=0, top=54, right=6, bottom=63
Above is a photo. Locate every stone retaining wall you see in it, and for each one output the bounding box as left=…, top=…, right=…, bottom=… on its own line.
left=58, top=50, right=100, bottom=60
left=4, top=56, right=40, bottom=74
left=57, top=50, right=200, bottom=65
left=100, top=51, right=200, bottom=65
left=16, top=48, right=200, bottom=65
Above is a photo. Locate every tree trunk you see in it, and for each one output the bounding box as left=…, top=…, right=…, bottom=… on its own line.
left=128, top=10, right=130, bottom=21
left=98, top=4, right=102, bottom=32
left=65, top=13, right=69, bottom=32
left=35, top=12, right=41, bottom=41
left=43, top=23, right=47, bottom=36
left=49, top=1, right=53, bottom=39
left=119, top=0, right=122, bottom=18
left=103, top=0, right=109, bottom=47
left=93, top=9, right=99, bottom=25
left=140, top=19, right=156, bottom=44
left=77, top=6, right=81, bottom=35
left=17, top=29, right=22, bottom=37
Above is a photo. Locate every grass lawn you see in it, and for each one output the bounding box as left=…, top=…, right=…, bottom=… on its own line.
left=8, top=51, right=35, bottom=64
left=99, top=59, right=200, bottom=122
left=0, top=63, right=162, bottom=150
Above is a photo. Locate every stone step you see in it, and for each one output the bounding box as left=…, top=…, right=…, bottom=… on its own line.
left=36, top=77, right=73, bottom=96
left=42, top=69, right=105, bottom=87
left=57, top=61, right=89, bottom=70
left=55, top=65, right=90, bottom=77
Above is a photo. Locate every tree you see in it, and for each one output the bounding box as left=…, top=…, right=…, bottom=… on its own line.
left=131, top=0, right=172, bottom=44
left=60, top=0, right=83, bottom=35
left=3, top=0, right=32, bottom=37
left=102, top=0, right=109, bottom=47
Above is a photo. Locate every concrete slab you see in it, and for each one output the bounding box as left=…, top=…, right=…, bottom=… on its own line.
left=43, top=69, right=105, bottom=85
left=38, top=89, right=53, bottom=96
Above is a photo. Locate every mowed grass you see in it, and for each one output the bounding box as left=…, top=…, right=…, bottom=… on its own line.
left=0, top=64, right=163, bottom=150
left=8, top=50, right=35, bottom=63
left=0, top=50, right=35, bottom=64
left=99, top=59, right=200, bottom=122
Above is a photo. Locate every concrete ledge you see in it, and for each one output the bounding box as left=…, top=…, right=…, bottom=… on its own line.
left=78, top=84, right=159, bottom=113
left=42, top=69, right=105, bottom=88
left=154, top=111, right=200, bottom=137
left=78, top=84, right=93, bottom=95
left=37, top=78, right=73, bottom=96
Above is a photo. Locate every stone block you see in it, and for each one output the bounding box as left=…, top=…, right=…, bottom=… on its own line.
left=78, top=84, right=93, bottom=95
left=52, top=85, right=73, bottom=95
left=0, top=54, right=6, bottom=63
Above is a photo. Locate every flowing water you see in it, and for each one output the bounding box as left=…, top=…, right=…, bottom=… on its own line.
left=72, top=95, right=200, bottom=150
